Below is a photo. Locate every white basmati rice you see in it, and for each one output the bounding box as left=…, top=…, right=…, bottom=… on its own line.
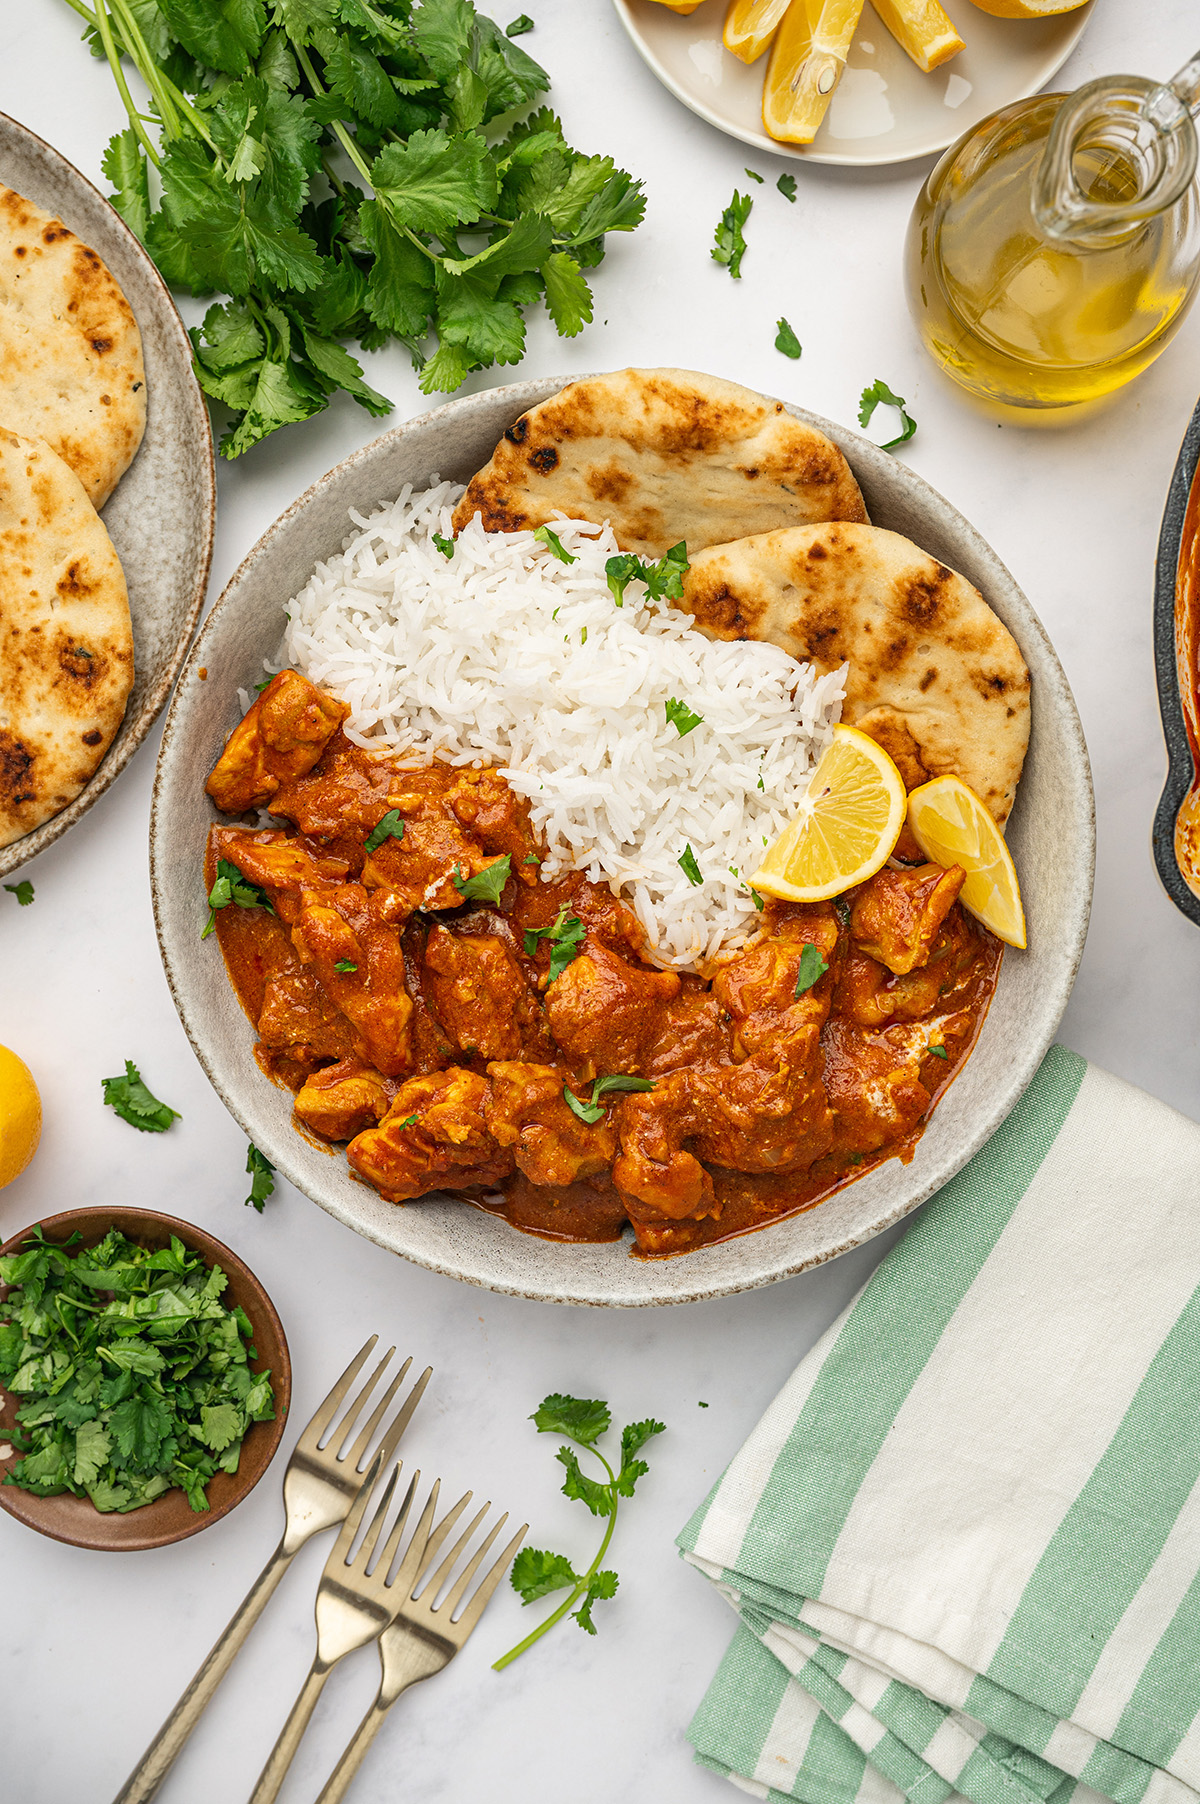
left=278, top=481, right=845, bottom=970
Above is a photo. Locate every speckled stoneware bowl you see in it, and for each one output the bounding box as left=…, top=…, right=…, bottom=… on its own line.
left=0, top=113, right=215, bottom=879
left=150, top=378, right=1094, bottom=1307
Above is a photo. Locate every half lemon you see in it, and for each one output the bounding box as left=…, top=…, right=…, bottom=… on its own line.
left=749, top=724, right=907, bottom=902
left=906, top=775, right=1027, bottom=947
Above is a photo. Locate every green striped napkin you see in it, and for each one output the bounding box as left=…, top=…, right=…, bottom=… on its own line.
left=679, top=1046, right=1200, bottom=1804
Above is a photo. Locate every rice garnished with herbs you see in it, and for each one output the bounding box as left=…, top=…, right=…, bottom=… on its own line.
left=278, top=481, right=845, bottom=969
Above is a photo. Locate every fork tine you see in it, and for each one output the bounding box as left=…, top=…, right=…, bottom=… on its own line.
left=300, top=1335, right=378, bottom=1450
left=390, top=1477, right=441, bottom=1595
left=327, top=1447, right=383, bottom=1567
left=367, top=1363, right=432, bottom=1474
left=418, top=1502, right=491, bottom=1605
left=349, top=1461, right=400, bottom=1572
left=454, top=1524, right=528, bottom=1636
left=375, top=1470, right=419, bottom=1578
left=413, top=1489, right=473, bottom=1591
left=441, top=1511, right=506, bottom=1619
left=329, top=1346, right=396, bottom=1458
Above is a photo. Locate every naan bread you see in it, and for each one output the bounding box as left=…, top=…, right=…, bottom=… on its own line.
left=452, top=368, right=867, bottom=557
left=681, top=522, right=1030, bottom=825
left=0, top=185, right=146, bottom=509
left=0, top=429, right=134, bottom=848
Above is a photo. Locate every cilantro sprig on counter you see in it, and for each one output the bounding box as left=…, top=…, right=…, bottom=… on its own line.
left=101, top=1062, right=181, bottom=1134
left=68, top=0, right=645, bottom=458
left=775, top=316, right=802, bottom=360
left=244, top=1144, right=276, bottom=1211
left=712, top=188, right=752, bottom=278
left=492, top=1394, right=664, bottom=1668
left=0, top=1227, right=275, bottom=1514
left=4, top=881, right=33, bottom=906
left=859, top=379, right=918, bottom=451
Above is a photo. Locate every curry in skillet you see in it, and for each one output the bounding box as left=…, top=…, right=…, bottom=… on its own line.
left=204, top=669, right=1001, bottom=1257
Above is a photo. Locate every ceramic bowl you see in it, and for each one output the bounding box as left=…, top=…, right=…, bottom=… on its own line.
left=1152, top=396, right=1200, bottom=927
left=150, top=377, right=1095, bottom=1307
left=0, top=1207, right=290, bottom=1551
left=0, top=113, right=215, bottom=879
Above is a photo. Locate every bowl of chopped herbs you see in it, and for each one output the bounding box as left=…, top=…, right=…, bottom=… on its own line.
left=0, top=1208, right=290, bottom=1551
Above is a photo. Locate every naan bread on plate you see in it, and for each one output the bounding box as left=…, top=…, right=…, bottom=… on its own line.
left=680, top=521, right=1030, bottom=825
left=0, top=185, right=146, bottom=509
left=0, top=429, right=134, bottom=848
left=452, top=367, right=867, bottom=558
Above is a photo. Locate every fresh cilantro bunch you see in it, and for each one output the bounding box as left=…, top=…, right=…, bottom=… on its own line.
left=66, top=0, right=645, bottom=456
left=492, top=1392, right=664, bottom=1669
left=0, top=1228, right=275, bottom=1514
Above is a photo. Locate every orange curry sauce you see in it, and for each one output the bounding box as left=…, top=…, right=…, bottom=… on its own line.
left=205, top=671, right=1002, bottom=1257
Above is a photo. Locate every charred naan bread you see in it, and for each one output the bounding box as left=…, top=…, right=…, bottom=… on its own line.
left=0, top=186, right=146, bottom=509
left=681, top=522, right=1029, bottom=825
left=452, top=368, right=867, bottom=557
left=0, top=429, right=134, bottom=848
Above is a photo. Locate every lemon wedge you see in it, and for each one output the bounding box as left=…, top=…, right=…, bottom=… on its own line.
left=762, top=0, right=866, bottom=145
left=870, top=0, right=964, bottom=70
left=0, top=1045, right=41, bottom=1189
left=749, top=724, right=907, bottom=902
left=906, top=775, right=1027, bottom=948
left=650, top=0, right=703, bottom=10
left=724, top=0, right=792, bottom=63
left=967, top=0, right=1084, bottom=13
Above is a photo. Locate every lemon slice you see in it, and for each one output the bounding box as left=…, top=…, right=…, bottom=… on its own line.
left=649, top=0, right=703, bottom=10
left=762, top=0, right=866, bottom=145
left=869, top=0, right=964, bottom=70
left=749, top=724, right=907, bottom=901
left=0, top=1045, right=41, bottom=1189
left=724, top=0, right=792, bottom=63
left=968, top=0, right=1084, bottom=13
left=906, top=775, right=1027, bottom=948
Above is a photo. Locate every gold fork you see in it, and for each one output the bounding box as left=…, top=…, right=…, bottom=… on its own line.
left=113, top=1336, right=431, bottom=1804
left=312, top=1486, right=527, bottom=1804
left=247, top=1459, right=467, bottom=1802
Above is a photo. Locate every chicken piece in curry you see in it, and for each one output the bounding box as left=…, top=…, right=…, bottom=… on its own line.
left=205, top=672, right=1002, bottom=1256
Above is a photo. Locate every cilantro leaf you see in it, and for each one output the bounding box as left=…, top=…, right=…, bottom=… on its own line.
left=712, top=189, right=752, bottom=278
left=101, top=1062, right=181, bottom=1134
left=744, top=167, right=763, bottom=183
left=930, top=1044, right=949, bottom=1059
left=370, top=128, right=497, bottom=238
left=605, top=553, right=642, bottom=607
left=557, top=1444, right=614, bottom=1515
left=750, top=888, right=765, bottom=911
left=433, top=533, right=456, bottom=558
left=334, top=959, right=358, bottom=973
left=102, top=128, right=152, bottom=241
left=591, top=1074, right=655, bottom=1100
left=451, top=855, right=512, bottom=904
left=777, top=172, right=797, bottom=201
left=859, top=378, right=918, bottom=451
left=794, top=942, right=829, bottom=997
left=775, top=316, right=802, bottom=359
left=245, top=1144, right=276, bottom=1211
left=605, top=543, right=688, bottom=606
left=506, top=12, right=534, bottom=33
left=533, top=524, right=576, bottom=564
left=203, top=858, right=275, bottom=937
left=4, top=880, right=34, bottom=906
left=532, top=1393, right=611, bottom=1444
left=364, top=809, right=406, bottom=853
left=541, top=252, right=592, bottom=336
left=678, top=843, right=703, bottom=887
left=524, top=909, right=585, bottom=982
left=198, top=1402, right=243, bottom=1452
left=573, top=1567, right=618, bottom=1634
left=563, top=1085, right=606, bottom=1125
left=511, top=1546, right=578, bottom=1602
left=664, top=696, right=702, bottom=737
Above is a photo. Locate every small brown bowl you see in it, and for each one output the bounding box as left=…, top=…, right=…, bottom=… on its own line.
left=0, top=1207, right=290, bottom=1552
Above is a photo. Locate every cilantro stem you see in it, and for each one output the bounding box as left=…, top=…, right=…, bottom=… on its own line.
left=89, top=0, right=161, bottom=166
left=492, top=1446, right=620, bottom=1672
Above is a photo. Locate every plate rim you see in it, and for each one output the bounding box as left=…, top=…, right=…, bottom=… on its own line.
left=0, top=110, right=216, bottom=878
left=150, top=376, right=1095, bottom=1307
left=1152, top=396, right=1200, bottom=926
left=610, top=0, right=1094, bottom=169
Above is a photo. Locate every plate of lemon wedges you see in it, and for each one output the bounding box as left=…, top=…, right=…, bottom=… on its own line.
left=613, top=0, right=1093, bottom=166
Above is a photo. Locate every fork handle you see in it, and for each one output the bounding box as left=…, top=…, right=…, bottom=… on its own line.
left=312, top=1691, right=395, bottom=1804
left=112, top=1537, right=294, bottom=1804
left=248, top=1659, right=333, bottom=1804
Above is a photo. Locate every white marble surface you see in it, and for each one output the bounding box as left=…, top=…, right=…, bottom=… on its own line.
left=5, top=2, right=1200, bottom=1799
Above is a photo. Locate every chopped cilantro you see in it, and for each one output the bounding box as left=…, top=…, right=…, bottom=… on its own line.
left=202, top=859, right=275, bottom=939
left=563, top=1072, right=655, bottom=1125
left=395, top=1114, right=419, bottom=1130
left=452, top=855, right=512, bottom=904
left=244, top=1144, right=275, bottom=1211
left=506, top=12, right=535, bottom=33
left=749, top=888, right=765, bottom=911
left=0, top=1225, right=274, bottom=1514
left=678, top=844, right=703, bottom=887
left=859, top=379, right=918, bottom=451
left=523, top=853, right=541, bottom=865
left=794, top=943, right=829, bottom=997
left=254, top=677, right=274, bottom=694
left=433, top=534, right=456, bottom=559
left=581, top=626, right=587, bottom=645
left=4, top=880, right=33, bottom=906
left=334, top=959, right=358, bottom=974
left=744, top=167, right=763, bottom=183
left=493, top=1394, right=665, bottom=1668
left=534, top=525, right=576, bottom=564
left=775, top=316, right=802, bottom=359
left=777, top=173, right=797, bottom=201
left=665, top=696, right=703, bottom=737
left=563, top=1085, right=605, bottom=1125
left=101, top=1062, right=180, bottom=1134
left=364, top=810, right=406, bottom=854
left=929, top=1044, right=949, bottom=1060
left=712, top=189, right=753, bottom=278
left=525, top=909, right=586, bottom=982
left=698, top=1400, right=709, bottom=1408
left=605, top=543, right=689, bottom=607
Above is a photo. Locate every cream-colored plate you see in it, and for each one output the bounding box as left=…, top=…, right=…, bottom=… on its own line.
left=613, top=0, right=1093, bottom=168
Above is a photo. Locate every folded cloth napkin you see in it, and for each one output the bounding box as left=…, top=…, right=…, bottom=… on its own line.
left=679, top=1046, right=1200, bottom=1804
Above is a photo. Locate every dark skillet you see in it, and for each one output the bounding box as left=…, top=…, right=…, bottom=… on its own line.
left=1153, top=395, right=1200, bottom=927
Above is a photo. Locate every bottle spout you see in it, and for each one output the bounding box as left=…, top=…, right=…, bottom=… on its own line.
left=1032, top=72, right=1198, bottom=249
